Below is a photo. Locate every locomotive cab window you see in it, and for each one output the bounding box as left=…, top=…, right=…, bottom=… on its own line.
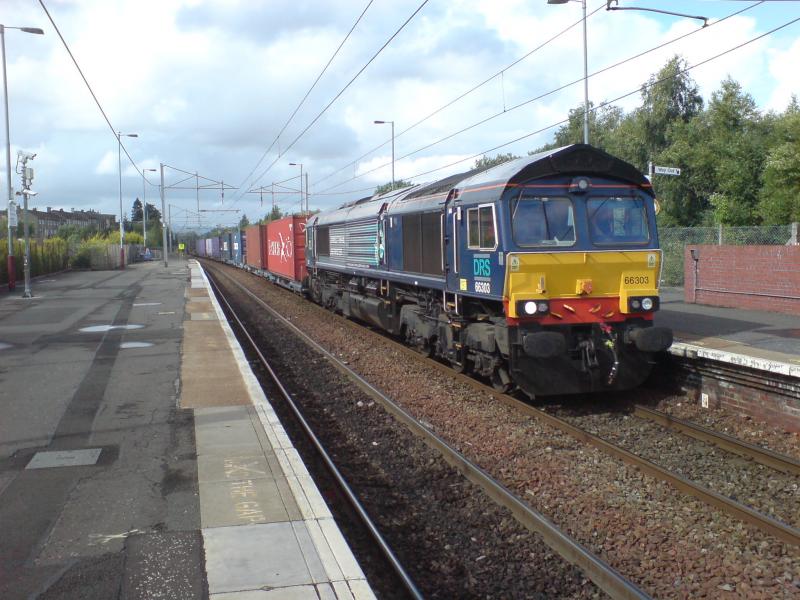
left=467, top=204, right=497, bottom=250
left=588, top=196, right=650, bottom=245
left=511, top=195, right=575, bottom=247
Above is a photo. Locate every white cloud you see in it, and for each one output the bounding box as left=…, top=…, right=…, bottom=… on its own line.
left=0, top=0, right=795, bottom=229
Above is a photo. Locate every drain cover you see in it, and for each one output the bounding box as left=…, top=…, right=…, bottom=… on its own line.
left=26, top=448, right=102, bottom=469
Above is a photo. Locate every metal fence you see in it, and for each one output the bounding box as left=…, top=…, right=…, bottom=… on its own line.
left=659, top=223, right=797, bottom=287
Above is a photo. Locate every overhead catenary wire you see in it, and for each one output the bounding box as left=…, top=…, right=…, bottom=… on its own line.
left=234, top=0, right=375, bottom=198
left=314, top=0, right=767, bottom=196
left=383, top=14, right=800, bottom=187
left=311, top=0, right=609, bottom=191
left=231, top=0, right=431, bottom=207
left=38, top=0, right=144, bottom=177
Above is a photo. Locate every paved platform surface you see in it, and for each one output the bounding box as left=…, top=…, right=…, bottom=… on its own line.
left=187, top=261, right=374, bottom=600
left=0, top=260, right=374, bottom=599
left=656, top=287, right=800, bottom=377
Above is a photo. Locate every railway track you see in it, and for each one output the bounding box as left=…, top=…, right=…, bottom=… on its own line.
left=633, top=405, right=800, bottom=477
left=205, top=270, right=424, bottom=600
left=203, top=260, right=649, bottom=600
left=201, top=258, right=800, bottom=597
left=410, top=347, right=800, bottom=548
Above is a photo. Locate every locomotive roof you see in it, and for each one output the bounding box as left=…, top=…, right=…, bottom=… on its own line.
left=457, top=144, right=652, bottom=194
left=309, top=145, right=651, bottom=226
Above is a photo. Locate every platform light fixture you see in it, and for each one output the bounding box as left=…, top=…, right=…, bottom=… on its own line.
left=288, top=162, right=304, bottom=214
left=117, top=132, right=138, bottom=269
left=546, top=0, right=589, bottom=145
left=142, top=168, right=157, bottom=249
left=2, top=23, right=44, bottom=291
left=373, top=120, right=395, bottom=191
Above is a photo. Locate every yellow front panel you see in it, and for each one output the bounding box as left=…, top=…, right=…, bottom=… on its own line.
left=505, top=250, right=661, bottom=318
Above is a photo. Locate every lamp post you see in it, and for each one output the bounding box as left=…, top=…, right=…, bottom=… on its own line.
left=1, top=24, right=43, bottom=291
left=288, top=162, right=304, bottom=214
left=117, top=131, right=137, bottom=269
left=373, top=120, right=395, bottom=190
left=547, top=0, right=589, bottom=145
left=141, top=168, right=156, bottom=249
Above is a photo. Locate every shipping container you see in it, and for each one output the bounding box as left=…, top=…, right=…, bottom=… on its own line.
left=232, top=230, right=243, bottom=264
left=210, top=236, right=221, bottom=259
left=220, top=232, right=232, bottom=261
left=240, top=230, right=247, bottom=264
left=205, top=238, right=213, bottom=257
left=266, top=216, right=307, bottom=284
left=244, top=224, right=266, bottom=270
left=196, top=238, right=206, bottom=257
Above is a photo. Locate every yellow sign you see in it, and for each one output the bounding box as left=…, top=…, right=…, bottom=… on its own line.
left=178, top=243, right=185, bottom=251
left=459, top=278, right=467, bottom=291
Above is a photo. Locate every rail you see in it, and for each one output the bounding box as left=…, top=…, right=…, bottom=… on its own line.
left=204, top=267, right=424, bottom=600
left=202, top=259, right=651, bottom=600
left=633, top=405, right=800, bottom=477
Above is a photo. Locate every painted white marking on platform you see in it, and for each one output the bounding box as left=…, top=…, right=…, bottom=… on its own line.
left=0, top=342, right=12, bottom=350
left=26, top=448, right=102, bottom=469
left=79, top=324, right=144, bottom=333
left=87, top=528, right=142, bottom=546
left=120, top=342, right=154, bottom=349
left=157, top=311, right=176, bottom=315
left=670, top=341, right=800, bottom=379
left=133, top=302, right=161, bottom=307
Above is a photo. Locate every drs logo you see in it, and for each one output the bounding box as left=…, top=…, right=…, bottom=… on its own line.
left=473, top=258, right=491, bottom=277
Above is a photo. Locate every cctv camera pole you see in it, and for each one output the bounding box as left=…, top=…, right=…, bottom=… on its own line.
left=16, top=151, right=34, bottom=297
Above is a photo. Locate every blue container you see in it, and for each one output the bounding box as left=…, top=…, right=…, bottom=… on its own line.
left=232, top=230, right=243, bottom=264
left=210, top=237, right=221, bottom=259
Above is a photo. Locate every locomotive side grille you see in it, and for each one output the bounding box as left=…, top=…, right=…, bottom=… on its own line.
left=347, top=218, right=380, bottom=267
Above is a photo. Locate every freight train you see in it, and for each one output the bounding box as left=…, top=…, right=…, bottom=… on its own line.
left=195, top=144, right=672, bottom=397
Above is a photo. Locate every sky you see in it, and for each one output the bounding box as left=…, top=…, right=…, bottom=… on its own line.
left=1, top=0, right=799, bottom=232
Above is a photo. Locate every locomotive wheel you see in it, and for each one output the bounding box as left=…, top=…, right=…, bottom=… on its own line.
left=491, top=367, right=512, bottom=394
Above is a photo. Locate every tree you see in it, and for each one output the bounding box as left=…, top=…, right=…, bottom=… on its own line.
left=638, top=55, right=703, bottom=159
left=758, top=102, right=800, bottom=223
left=703, top=78, right=770, bottom=225
left=144, top=203, right=161, bottom=223
left=239, top=214, right=250, bottom=229
left=263, top=205, right=283, bottom=223
left=131, top=198, right=143, bottom=222
left=473, top=153, right=519, bottom=170
left=374, top=179, right=414, bottom=195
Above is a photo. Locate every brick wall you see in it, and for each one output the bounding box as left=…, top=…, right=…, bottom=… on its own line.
left=654, top=356, right=800, bottom=433
left=684, top=245, right=800, bottom=315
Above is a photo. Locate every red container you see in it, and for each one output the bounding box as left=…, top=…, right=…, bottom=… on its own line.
left=266, top=216, right=307, bottom=282
left=244, top=224, right=267, bottom=270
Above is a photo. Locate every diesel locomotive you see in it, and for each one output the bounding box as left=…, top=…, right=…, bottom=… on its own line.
left=304, top=144, right=672, bottom=397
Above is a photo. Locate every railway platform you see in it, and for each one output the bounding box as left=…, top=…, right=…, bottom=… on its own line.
left=0, top=258, right=374, bottom=599
left=656, top=287, right=800, bottom=376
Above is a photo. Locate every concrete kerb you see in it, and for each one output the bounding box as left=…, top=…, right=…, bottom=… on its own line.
left=190, top=260, right=373, bottom=596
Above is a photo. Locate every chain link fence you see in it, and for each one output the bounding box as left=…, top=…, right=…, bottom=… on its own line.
left=659, top=223, right=798, bottom=287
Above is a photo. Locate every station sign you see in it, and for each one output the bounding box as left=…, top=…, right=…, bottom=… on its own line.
left=654, top=165, right=681, bottom=176
left=8, top=202, right=18, bottom=227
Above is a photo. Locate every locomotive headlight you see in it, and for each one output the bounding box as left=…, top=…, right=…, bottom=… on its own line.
left=569, top=176, right=592, bottom=193
left=517, top=300, right=549, bottom=317
left=631, top=299, right=641, bottom=310
left=641, top=297, right=654, bottom=311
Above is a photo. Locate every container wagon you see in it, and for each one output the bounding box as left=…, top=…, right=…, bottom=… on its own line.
left=266, top=216, right=307, bottom=292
